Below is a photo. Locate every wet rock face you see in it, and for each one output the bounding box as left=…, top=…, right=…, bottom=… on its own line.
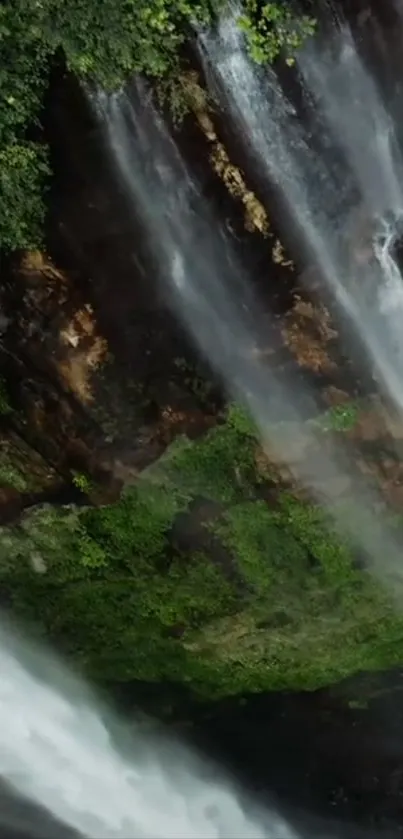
left=0, top=243, right=219, bottom=500
left=0, top=44, right=399, bottom=517
left=190, top=669, right=403, bottom=837
left=0, top=72, right=223, bottom=510
left=0, top=65, right=310, bottom=511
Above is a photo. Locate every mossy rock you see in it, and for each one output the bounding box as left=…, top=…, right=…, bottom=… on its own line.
left=1, top=404, right=403, bottom=699
left=0, top=430, right=59, bottom=493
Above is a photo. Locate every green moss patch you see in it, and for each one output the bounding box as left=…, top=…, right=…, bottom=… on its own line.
left=1, top=404, right=403, bottom=700
left=0, top=432, right=59, bottom=493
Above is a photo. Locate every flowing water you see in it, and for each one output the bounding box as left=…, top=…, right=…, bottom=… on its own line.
left=94, top=81, right=324, bottom=433
left=0, top=622, right=296, bottom=838
left=199, top=5, right=403, bottom=414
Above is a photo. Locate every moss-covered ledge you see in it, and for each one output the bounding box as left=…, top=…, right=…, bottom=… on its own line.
left=1, top=404, right=403, bottom=700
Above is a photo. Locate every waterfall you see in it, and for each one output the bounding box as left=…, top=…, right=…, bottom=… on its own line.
left=94, top=81, right=279, bottom=414
left=0, top=622, right=296, bottom=838
left=199, top=6, right=403, bottom=415
left=94, top=73, right=403, bottom=607
left=92, top=76, right=403, bottom=594
left=94, top=80, right=328, bottom=434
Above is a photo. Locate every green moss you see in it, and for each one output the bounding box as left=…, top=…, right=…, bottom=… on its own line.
left=0, top=434, right=58, bottom=493
left=186, top=488, right=403, bottom=698
left=211, top=500, right=309, bottom=596
left=80, top=483, right=187, bottom=569
left=160, top=405, right=258, bottom=503
left=0, top=461, right=27, bottom=492
left=1, top=403, right=403, bottom=701
left=0, top=378, right=13, bottom=416
left=312, top=402, right=360, bottom=433
left=7, top=531, right=238, bottom=684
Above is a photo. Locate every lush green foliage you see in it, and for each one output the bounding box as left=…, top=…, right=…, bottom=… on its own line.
left=1, top=404, right=403, bottom=701
left=71, top=471, right=93, bottom=495
left=0, top=1, right=52, bottom=249
left=0, top=142, right=50, bottom=250
left=238, top=1, right=316, bottom=65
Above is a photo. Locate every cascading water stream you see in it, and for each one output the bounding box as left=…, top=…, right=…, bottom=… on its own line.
left=300, top=25, right=403, bottom=215
left=93, top=83, right=403, bottom=594
left=93, top=81, right=317, bottom=432
left=0, top=622, right=296, bottom=838
left=199, top=6, right=403, bottom=415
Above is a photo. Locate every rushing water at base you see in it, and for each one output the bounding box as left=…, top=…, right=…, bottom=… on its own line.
left=0, top=623, right=296, bottom=838
left=199, top=6, right=403, bottom=414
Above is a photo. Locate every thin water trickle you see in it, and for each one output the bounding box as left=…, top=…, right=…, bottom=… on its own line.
left=0, top=623, right=296, bottom=838
left=199, top=6, right=403, bottom=414
left=301, top=25, right=403, bottom=214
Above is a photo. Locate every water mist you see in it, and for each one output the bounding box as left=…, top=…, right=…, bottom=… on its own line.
left=199, top=6, right=403, bottom=416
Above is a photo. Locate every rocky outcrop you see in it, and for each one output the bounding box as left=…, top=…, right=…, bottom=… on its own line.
left=190, top=666, right=403, bottom=837
left=1, top=405, right=403, bottom=701
left=0, top=69, right=231, bottom=512
left=0, top=246, right=220, bottom=510
left=0, top=62, right=352, bottom=520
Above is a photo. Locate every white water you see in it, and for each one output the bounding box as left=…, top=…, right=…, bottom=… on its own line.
left=199, top=6, right=403, bottom=414
left=0, top=622, right=296, bottom=838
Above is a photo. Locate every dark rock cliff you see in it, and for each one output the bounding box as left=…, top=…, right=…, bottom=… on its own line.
left=1, top=51, right=403, bottom=516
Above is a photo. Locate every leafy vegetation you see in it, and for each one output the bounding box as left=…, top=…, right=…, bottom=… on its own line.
left=313, top=402, right=360, bottom=433
left=0, top=142, right=50, bottom=251
left=0, top=0, right=315, bottom=251
left=71, top=471, right=93, bottom=495
left=1, top=404, right=403, bottom=701
left=0, top=0, right=53, bottom=250
left=0, top=462, right=27, bottom=492
left=237, top=1, right=316, bottom=65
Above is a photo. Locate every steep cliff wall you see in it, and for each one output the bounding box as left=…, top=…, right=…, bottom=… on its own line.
left=1, top=51, right=403, bottom=702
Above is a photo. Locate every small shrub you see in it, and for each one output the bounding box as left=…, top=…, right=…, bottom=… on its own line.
left=237, top=1, right=316, bottom=66
left=0, top=142, right=50, bottom=251
left=71, top=471, right=93, bottom=494
left=314, top=403, right=360, bottom=433
left=78, top=532, right=108, bottom=569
